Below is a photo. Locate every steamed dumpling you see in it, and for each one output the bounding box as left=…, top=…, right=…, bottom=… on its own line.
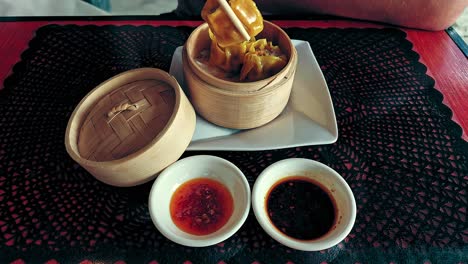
left=208, top=31, right=248, bottom=73
left=201, top=0, right=263, bottom=47
left=240, top=39, right=287, bottom=81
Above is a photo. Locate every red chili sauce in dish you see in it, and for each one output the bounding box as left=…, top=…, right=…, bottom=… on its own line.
left=266, top=176, right=337, bottom=240
left=170, top=178, right=234, bottom=235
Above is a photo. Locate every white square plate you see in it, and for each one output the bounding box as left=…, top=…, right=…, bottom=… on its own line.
left=169, top=40, right=338, bottom=151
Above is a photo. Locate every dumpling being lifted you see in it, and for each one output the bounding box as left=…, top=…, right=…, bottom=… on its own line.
left=208, top=30, right=248, bottom=73
left=200, top=0, right=288, bottom=82
left=201, top=0, right=263, bottom=47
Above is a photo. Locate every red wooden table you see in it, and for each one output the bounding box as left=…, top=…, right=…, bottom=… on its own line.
left=1, top=19, right=467, bottom=140
left=0, top=19, right=467, bottom=263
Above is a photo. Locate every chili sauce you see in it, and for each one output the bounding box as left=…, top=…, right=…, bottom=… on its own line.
left=170, top=178, right=234, bottom=235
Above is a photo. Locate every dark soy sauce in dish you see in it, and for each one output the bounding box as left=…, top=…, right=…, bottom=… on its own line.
left=266, top=176, right=337, bottom=240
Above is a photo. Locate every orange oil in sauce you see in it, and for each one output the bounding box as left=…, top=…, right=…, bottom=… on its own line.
left=170, top=178, right=234, bottom=235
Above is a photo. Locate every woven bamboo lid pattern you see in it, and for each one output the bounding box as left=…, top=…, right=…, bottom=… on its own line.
left=77, top=79, right=176, bottom=162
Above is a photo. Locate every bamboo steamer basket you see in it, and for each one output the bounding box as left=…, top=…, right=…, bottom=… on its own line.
left=183, top=21, right=298, bottom=129
left=65, top=68, right=196, bottom=187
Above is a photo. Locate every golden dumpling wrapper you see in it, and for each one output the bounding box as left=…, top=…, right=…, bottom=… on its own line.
left=230, top=0, right=263, bottom=37
left=240, top=39, right=288, bottom=81
left=208, top=30, right=249, bottom=73
left=202, top=0, right=263, bottom=47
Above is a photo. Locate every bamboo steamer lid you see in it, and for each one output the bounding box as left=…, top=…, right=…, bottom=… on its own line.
left=77, top=79, right=175, bottom=161
left=65, top=68, right=196, bottom=187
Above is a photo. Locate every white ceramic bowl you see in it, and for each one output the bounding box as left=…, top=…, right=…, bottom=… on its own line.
left=148, top=155, right=250, bottom=247
left=252, top=158, right=356, bottom=251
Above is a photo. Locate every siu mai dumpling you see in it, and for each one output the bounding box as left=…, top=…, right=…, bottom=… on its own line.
left=201, top=0, right=263, bottom=47
left=209, top=32, right=248, bottom=73
left=240, top=39, right=287, bottom=81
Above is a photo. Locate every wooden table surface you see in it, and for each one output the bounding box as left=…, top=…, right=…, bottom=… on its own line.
left=1, top=19, right=466, bottom=141
left=0, top=18, right=467, bottom=264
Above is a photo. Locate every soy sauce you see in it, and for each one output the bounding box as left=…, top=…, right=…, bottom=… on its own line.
left=266, top=176, right=336, bottom=240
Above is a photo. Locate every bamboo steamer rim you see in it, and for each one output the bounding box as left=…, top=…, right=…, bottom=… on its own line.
left=185, top=21, right=295, bottom=93
left=65, top=68, right=183, bottom=167
left=183, top=46, right=297, bottom=97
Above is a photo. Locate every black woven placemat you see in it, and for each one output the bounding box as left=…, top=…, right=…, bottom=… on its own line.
left=0, top=25, right=467, bottom=263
